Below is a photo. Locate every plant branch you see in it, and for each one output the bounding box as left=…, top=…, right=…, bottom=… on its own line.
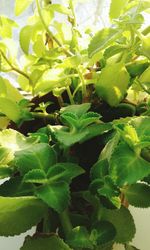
left=59, top=209, right=72, bottom=237
left=36, top=0, right=73, bottom=57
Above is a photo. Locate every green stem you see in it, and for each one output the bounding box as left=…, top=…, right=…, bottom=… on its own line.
left=59, top=209, right=72, bottom=237
left=31, top=112, right=56, bottom=121
left=78, top=68, right=87, bottom=100
left=36, top=0, right=73, bottom=57
left=69, top=0, right=80, bottom=52
left=66, top=86, right=74, bottom=104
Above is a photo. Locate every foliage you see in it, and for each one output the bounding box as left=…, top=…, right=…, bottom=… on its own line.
left=0, top=0, right=150, bottom=249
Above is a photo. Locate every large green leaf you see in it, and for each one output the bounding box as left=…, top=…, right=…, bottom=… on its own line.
left=96, top=63, right=130, bottom=107
left=66, top=226, right=93, bottom=249
left=15, top=143, right=57, bottom=175
left=123, top=183, right=150, bottom=208
left=20, top=235, right=72, bottom=250
left=0, top=196, right=47, bottom=236
left=109, top=0, right=129, bottom=19
left=15, top=0, right=34, bottom=16
left=110, top=143, right=150, bottom=186
left=102, top=206, right=136, bottom=243
left=0, top=97, right=21, bottom=122
left=35, top=182, right=70, bottom=213
left=88, top=28, right=120, bottom=58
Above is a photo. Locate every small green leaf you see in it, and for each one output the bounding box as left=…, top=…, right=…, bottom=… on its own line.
left=92, top=221, right=116, bottom=245
left=110, top=142, right=150, bottom=186
left=90, top=159, right=109, bottom=180
left=23, top=169, right=47, bottom=184
left=102, top=206, right=136, bottom=243
left=35, top=182, right=70, bottom=213
left=20, top=235, right=72, bottom=250
left=15, top=0, right=34, bottom=16
left=66, top=226, right=93, bottom=249
left=49, top=4, right=71, bottom=15
left=123, top=183, right=150, bottom=208
left=109, top=0, right=129, bottom=19
left=0, top=196, right=47, bottom=236
left=60, top=103, right=91, bottom=117
left=15, top=143, right=57, bottom=175
left=88, top=28, right=120, bottom=58
left=0, top=97, right=21, bottom=122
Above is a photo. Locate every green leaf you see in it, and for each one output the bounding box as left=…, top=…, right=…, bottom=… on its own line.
left=109, top=0, right=129, bottom=19
left=66, top=226, right=93, bottom=249
left=0, top=176, right=33, bottom=197
left=125, top=244, right=140, bottom=250
left=0, top=16, right=18, bottom=38
left=90, top=159, right=109, bottom=180
left=96, top=63, right=130, bottom=107
left=110, top=142, right=150, bottom=186
left=23, top=169, right=47, bottom=184
left=0, top=97, right=21, bottom=122
left=0, top=196, right=47, bottom=236
left=88, top=28, right=120, bottom=58
left=0, top=146, right=14, bottom=165
left=0, top=129, right=37, bottom=156
left=20, top=235, right=72, bottom=250
left=60, top=103, right=91, bottom=118
left=102, top=206, right=136, bottom=243
left=15, top=0, right=34, bottom=16
left=49, top=4, right=71, bottom=15
left=0, top=166, right=12, bottom=179
left=130, top=116, right=150, bottom=138
left=123, top=183, right=150, bottom=208
left=20, top=25, right=32, bottom=54
left=15, top=143, right=57, bottom=175
left=35, top=182, right=70, bottom=213
left=47, top=163, right=85, bottom=184
left=92, top=221, right=116, bottom=245
left=0, top=77, right=23, bottom=101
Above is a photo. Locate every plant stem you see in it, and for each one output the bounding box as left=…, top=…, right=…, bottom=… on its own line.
left=59, top=209, right=72, bottom=237
left=31, top=112, right=56, bottom=121
left=69, top=0, right=80, bottom=52
left=0, top=50, right=30, bottom=81
left=78, top=68, right=87, bottom=100
left=36, top=0, right=73, bottom=57
left=66, top=86, right=74, bottom=104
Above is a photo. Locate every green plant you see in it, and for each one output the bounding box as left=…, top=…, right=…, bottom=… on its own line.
left=0, top=0, right=150, bottom=249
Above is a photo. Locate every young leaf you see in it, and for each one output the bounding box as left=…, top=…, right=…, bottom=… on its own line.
left=66, top=226, right=93, bottom=249
left=20, top=235, right=72, bottom=250
left=60, top=103, right=91, bottom=117
left=0, top=196, right=47, bottom=236
left=15, top=0, right=34, bottom=16
left=35, top=182, right=70, bottom=213
left=15, top=143, right=57, bottom=175
left=19, top=25, right=32, bottom=54
left=102, top=206, right=136, bottom=243
left=123, top=183, right=150, bottom=208
left=88, top=28, right=120, bottom=58
left=109, top=0, right=129, bottom=19
left=0, top=97, right=21, bottom=122
left=92, top=221, right=116, bottom=245
left=96, top=63, right=130, bottom=107
left=23, top=169, right=47, bottom=184
left=110, top=142, right=150, bottom=186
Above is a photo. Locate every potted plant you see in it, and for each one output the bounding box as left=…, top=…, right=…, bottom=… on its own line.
left=0, top=0, right=150, bottom=249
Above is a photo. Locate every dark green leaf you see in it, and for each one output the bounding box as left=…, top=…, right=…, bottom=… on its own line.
left=123, top=183, right=150, bottom=208
left=20, top=235, right=71, bottom=250
left=66, top=226, right=93, bottom=249
left=23, top=169, right=47, bottom=184
left=102, top=206, right=136, bottom=243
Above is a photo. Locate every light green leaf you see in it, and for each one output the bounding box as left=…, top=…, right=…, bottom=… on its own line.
left=109, top=0, right=129, bottom=19
left=66, top=226, right=93, bottom=249
left=0, top=196, right=47, bottom=236
left=110, top=143, right=150, bottom=187
left=60, top=103, right=91, bottom=118
left=0, top=16, right=18, bottom=38
left=88, top=28, right=120, bottom=58
left=2, top=78, right=23, bottom=101
left=15, top=0, right=34, bottom=16
left=20, top=25, right=32, bottom=54
left=20, top=235, right=72, bottom=250
left=0, top=97, right=21, bottom=122
left=35, top=182, right=70, bottom=213
left=96, top=63, right=130, bottom=107
left=0, top=147, right=14, bottom=165
left=15, top=143, right=57, bottom=175
left=130, top=116, right=150, bottom=138
left=102, top=206, right=136, bottom=243
left=123, top=183, right=150, bottom=208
